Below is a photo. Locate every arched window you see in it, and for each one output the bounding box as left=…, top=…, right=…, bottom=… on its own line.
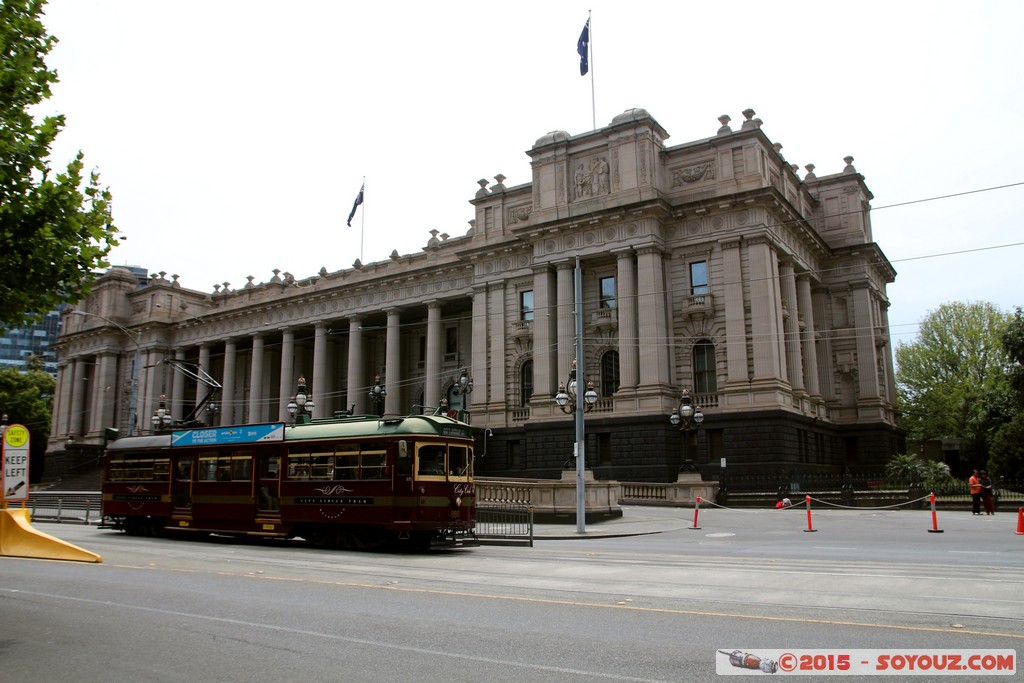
left=600, top=351, right=620, bottom=397
left=692, top=340, right=717, bottom=394
left=520, top=359, right=533, bottom=408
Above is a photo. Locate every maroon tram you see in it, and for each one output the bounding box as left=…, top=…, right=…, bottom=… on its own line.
left=101, top=413, right=476, bottom=549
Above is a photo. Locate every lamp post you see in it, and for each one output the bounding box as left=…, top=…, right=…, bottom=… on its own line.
left=286, top=376, right=315, bottom=424
left=368, top=375, right=386, bottom=417
left=449, top=367, right=473, bottom=422
left=669, top=389, right=705, bottom=473
left=554, top=359, right=598, bottom=415
left=151, top=394, right=173, bottom=432
left=71, top=310, right=141, bottom=436
left=206, top=401, right=220, bottom=426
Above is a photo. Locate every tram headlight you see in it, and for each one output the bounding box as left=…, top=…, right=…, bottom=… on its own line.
left=454, top=496, right=462, bottom=508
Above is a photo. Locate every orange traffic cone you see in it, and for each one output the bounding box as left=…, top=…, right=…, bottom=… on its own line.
left=1016, top=508, right=1024, bottom=536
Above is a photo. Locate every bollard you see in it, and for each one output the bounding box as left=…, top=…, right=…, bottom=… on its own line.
left=1016, top=508, right=1024, bottom=536
left=927, top=492, right=943, bottom=533
left=689, top=496, right=701, bottom=530
left=804, top=495, right=817, bottom=532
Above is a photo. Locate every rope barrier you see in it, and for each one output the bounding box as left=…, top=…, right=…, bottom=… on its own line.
left=804, top=494, right=932, bottom=510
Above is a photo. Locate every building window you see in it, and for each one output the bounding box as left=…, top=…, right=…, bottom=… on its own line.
left=600, top=350, right=619, bottom=397
left=520, top=290, right=534, bottom=322
left=690, top=261, right=709, bottom=296
left=445, top=326, right=458, bottom=356
left=692, top=339, right=717, bottom=393
left=520, top=359, right=533, bottom=407
left=599, top=276, right=616, bottom=309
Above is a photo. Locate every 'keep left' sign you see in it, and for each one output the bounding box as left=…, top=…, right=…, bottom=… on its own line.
left=3, top=424, right=30, bottom=502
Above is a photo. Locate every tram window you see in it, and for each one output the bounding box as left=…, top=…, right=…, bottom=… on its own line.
left=199, top=459, right=214, bottom=480
left=449, top=446, right=471, bottom=477
left=153, top=460, right=170, bottom=479
left=110, top=456, right=169, bottom=482
left=335, top=451, right=358, bottom=479
left=361, top=451, right=387, bottom=479
left=288, top=456, right=311, bottom=480
left=310, top=452, right=334, bottom=480
left=259, top=455, right=280, bottom=478
left=417, top=445, right=446, bottom=477
left=230, top=452, right=253, bottom=481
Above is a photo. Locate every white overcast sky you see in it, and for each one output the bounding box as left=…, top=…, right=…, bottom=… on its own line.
left=39, top=0, right=1024, bottom=345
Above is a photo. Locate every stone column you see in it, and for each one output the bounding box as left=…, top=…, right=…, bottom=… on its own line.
left=68, top=357, right=86, bottom=436
left=346, top=318, right=364, bottom=414
left=721, top=239, right=750, bottom=385
left=779, top=261, right=804, bottom=393
left=424, top=301, right=442, bottom=411
left=470, top=285, right=488, bottom=412
left=278, top=328, right=295, bottom=421
left=249, top=333, right=265, bottom=423
left=384, top=309, right=401, bottom=415
left=556, top=260, right=575, bottom=386
left=636, top=245, right=670, bottom=388
left=172, top=348, right=186, bottom=422
left=486, top=283, right=506, bottom=406
left=222, top=339, right=237, bottom=425
left=853, top=283, right=880, bottom=399
left=89, top=352, right=116, bottom=434
left=197, top=344, right=212, bottom=423
left=312, top=323, right=328, bottom=418
left=531, top=265, right=557, bottom=402
left=51, top=361, right=71, bottom=439
left=614, top=248, right=638, bottom=390
left=812, top=288, right=834, bottom=400
left=796, top=275, right=821, bottom=398
left=747, top=236, right=785, bottom=381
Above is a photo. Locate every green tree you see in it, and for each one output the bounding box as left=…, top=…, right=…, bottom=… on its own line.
left=0, top=0, right=119, bottom=328
left=988, top=307, right=1024, bottom=481
left=0, top=366, right=55, bottom=481
left=896, top=301, right=1012, bottom=469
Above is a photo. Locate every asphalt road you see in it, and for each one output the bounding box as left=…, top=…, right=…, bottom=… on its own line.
left=0, top=508, right=1020, bottom=682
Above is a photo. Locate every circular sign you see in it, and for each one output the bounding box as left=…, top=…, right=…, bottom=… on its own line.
left=4, top=424, right=28, bottom=448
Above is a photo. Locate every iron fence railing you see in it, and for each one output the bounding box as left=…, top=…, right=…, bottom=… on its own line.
left=475, top=504, right=534, bottom=547
left=719, top=472, right=1024, bottom=500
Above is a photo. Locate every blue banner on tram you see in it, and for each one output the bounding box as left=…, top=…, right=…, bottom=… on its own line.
left=171, top=423, right=285, bottom=447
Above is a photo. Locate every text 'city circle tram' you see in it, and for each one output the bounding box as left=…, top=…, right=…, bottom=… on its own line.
left=100, top=410, right=477, bottom=550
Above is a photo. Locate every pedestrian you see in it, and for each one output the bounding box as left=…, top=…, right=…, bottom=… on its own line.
left=979, top=470, right=995, bottom=515
left=969, top=470, right=982, bottom=515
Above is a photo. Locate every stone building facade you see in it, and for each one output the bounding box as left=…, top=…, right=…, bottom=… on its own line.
left=50, top=108, right=903, bottom=482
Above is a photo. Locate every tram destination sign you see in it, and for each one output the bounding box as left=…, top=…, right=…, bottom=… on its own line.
left=171, top=423, right=285, bottom=447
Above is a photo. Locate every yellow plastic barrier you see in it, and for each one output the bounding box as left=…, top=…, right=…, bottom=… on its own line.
left=0, top=508, right=102, bottom=563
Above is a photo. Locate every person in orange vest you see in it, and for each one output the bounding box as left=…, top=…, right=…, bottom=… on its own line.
left=969, top=469, right=982, bottom=515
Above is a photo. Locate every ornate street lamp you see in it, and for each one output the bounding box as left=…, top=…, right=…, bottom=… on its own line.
left=669, top=389, right=705, bottom=473
left=151, top=394, right=174, bottom=432
left=287, top=376, right=316, bottom=424
left=554, top=359, right=598, bottom=415
left=205, top=401, right=220, bottom=425
left=451, top=367, right=473, bottom=397
left=368, top=375, right=386, bottom=417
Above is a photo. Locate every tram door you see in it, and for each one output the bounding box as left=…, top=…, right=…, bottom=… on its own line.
left=256, top=452, right=281, bottom=514
left=172, top=455, right=195, bottom=510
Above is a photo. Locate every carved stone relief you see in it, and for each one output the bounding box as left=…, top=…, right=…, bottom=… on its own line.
left=671, top=162, right=715, bottom=187
left=508, top=205, right=532, bottom=225
left=572, top=155, right=611, bottom=201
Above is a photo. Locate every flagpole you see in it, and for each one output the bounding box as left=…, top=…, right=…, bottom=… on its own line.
left=359, top=176, right=365, bottom=263
left=588, top=9, right=595, bottom=130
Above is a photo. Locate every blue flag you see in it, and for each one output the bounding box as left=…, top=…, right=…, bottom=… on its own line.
left=346, top=183, right=364, bottom=227
left=577, top=18, right=589, bottom=76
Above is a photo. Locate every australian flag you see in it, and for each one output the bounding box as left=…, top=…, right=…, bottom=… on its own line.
left=346, top=183, right=364, bottom=227
left=577, top=18, right=589, bottom=76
